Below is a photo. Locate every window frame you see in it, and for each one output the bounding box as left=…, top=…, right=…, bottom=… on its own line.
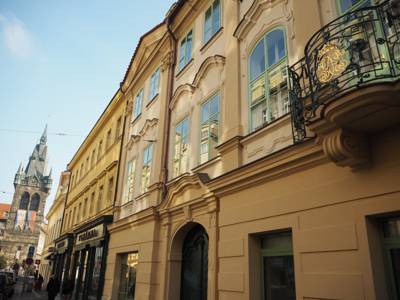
left=248, top=27, right=289, bottom=132
left=203, top=0, right=222, bottom=44
left=124, top=158, right=136, bottom=204
left=133, top=89, right=144, bottom=121
left=141, top=143, right=154, bottom=193
left=173, top=116, right=190, bottom=177
left=178, top=29, right=194, bottom=71
left=149, top=68, right=161, bottom=102
left=336, top=0, right=372, bottom=15
left=199, top=92, right=220, bottom=164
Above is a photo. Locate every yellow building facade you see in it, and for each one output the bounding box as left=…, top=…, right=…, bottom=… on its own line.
left=40, top=171, right=70, bottom=284
left=57, top=89, right=125, bottom=299
left=53, top=0, right=400, bottom=299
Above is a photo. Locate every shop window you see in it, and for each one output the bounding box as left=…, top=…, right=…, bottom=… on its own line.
left=260, top=231, right=296, bottom=300
left=249, top=28, right=289, bottom=131
left=141, top=144, right=153, bottom=193
left=149, top=68, right=160, bottom=101
left=179, top=30, right=193, bottom=71
left=338, top=0, right=371, bottom=14
left=200, top=93, right=219, bottom=164
left=117, top=252, right=139, bottom=300
left=180, top=224, right=208, bottom=300
left=133, top=89, right=143, bottom=120
left=381, top=217, right=400, bottom=299
left=204, top=0, right=221, bottom=44
left=173, top=117, right=189, bottom=177
left=124, top=159, right=136, bottom=204
left=88, top=246, right=104, bottom=299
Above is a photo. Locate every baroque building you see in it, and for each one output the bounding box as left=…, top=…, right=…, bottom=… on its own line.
left=53, top=0, right=400, bottom=299
left=0, top=127, right=52, bottom=264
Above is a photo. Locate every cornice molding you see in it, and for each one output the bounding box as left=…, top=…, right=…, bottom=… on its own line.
left=192, top=55, right=226, bottom=87
left=170, top=84, right=196, bottom=110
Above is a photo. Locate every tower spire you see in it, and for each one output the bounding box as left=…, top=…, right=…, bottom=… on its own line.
left=40, top=124, right=48, bottom=144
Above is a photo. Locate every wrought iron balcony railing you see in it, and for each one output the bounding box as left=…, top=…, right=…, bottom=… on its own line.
left=289, top=0, right=400, bottom=143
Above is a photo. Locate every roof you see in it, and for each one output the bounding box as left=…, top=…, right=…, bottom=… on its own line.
left=0, top=204, right=11, bottom=220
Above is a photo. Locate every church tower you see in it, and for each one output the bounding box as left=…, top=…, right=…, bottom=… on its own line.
left=0, top=126, right=52, bottom=264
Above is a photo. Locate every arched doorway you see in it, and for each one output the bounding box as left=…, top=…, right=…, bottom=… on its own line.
left=180, top=224, right=208, bottom=300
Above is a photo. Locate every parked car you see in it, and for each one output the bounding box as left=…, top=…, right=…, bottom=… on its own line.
left=0, top=272, right=14, bottom=299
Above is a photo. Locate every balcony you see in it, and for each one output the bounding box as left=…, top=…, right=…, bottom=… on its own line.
left=289, top=0, right=400, bottom=169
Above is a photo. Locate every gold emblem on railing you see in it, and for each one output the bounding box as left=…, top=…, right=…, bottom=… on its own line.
left=316, top=42, right=348, bottom=83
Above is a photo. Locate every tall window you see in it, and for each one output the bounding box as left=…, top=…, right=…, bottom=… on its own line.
left=381, top=217, right=400, bottom=299
left=141, top=144, right=153, bottom=193
left=86, top=157, right=90, bottom=173
left=91, top=149, right=96, bottom=168
left=149, top=68, right=160, bottom=101
left=90, top=192, right=95, bottom=216
left=83, top=198, right=88, bottom=218
left=204, top=0, right=221, bottom=43
left=117, top=252, right=139, bottom=300
left=78, top=202, right=82, bottom=222
left=108, top=177, right=114, bottom=206
left=116, top=116, right=122, bottom=140
left=261, top=231, right=296, bottom=300
left=98, top=140, right=103, bottom=161
left=19, top=192, right=30, bottom=210
left=249, top=28, right=289, bottom=131
left=338, top=0, right=371, bottom=13
left=106, top=129, right=112, bottom=149
left=133, top=89, right=144, bottom=120
left=179, top=30, right=193, bottom=71
left=124, top=159, right=136, bottom=203
left=29, top=194, right=40, bottom=211
left=98, top=185, right=104, bottom=212
left=200, top=93, right=219, bottom=164
left=173, top=117, right=189, bottom=177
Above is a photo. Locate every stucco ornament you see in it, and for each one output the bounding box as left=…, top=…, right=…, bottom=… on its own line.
left=316, top=42, right=349, bottom=83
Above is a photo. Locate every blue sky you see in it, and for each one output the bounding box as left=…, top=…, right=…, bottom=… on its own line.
left=0, top=0, right=175, bottom=215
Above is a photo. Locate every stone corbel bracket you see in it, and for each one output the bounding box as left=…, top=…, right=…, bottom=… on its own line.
left=322, top=128, right=370, bottom=170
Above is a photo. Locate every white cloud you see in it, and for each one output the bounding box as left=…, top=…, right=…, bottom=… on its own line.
left=0, top=14, right=35, bottom=58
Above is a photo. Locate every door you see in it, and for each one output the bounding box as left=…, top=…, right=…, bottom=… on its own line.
left=180, top=225, right=208, bottom=300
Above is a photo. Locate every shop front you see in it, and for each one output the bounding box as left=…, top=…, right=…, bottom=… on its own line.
left=72, top=216, right=112, bottom=300
left=53, top=234, right=73, bottom=283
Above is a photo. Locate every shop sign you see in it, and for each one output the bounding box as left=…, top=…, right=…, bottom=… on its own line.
left=56, top=239, right=69, bottom=253
left=76, top=224, right=104, bottom=246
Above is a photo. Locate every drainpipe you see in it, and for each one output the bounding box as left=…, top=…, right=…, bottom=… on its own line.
left=162, top=17, right=177, bottom=198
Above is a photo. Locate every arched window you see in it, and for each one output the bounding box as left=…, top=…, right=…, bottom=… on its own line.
left=19, top=192, right=30, bottom=210
left=180, top=224, right=208, bottom=300
left=29, top=193, right=40, bottom=211
left=249, top=28, right=289, bottom=131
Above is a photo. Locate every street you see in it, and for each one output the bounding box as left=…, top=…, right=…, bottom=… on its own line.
left=12, top=279, right=47, bottom=300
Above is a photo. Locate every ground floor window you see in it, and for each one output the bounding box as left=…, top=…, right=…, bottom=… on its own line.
left=261, top=231, right=296, bottom=300
left=381, top=217, right=400, bottom=299
left=88, top=246, right=104, bottom=300
left=117, top=252, right=139, bottom=300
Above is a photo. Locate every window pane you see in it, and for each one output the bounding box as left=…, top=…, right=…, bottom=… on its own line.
left=179, top=38, right=186, bottom=70
left=390, top=248, right=400, bottom=297
left=339, top=0, right=370, bottom=13
left=201, top=101, right=209, bottom=124
left=118, top=253, right=138, bottom=300
left=263, top=256, right=296, bottom=300
left=251, top=101, right=266, bottom=130
left=204, top=8, right=213, bottom=42
left=186, top=31, right=193, bottom=63
left=212, top=0, right=221, bottom=34
left=250, top=40, right=266, bottom=82
left=266, top=29, right=285, bottom=67
left=210, top=95, right=219, bottom=116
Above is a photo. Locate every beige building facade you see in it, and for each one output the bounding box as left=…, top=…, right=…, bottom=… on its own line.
left=102, top=0, right=400, bottom=299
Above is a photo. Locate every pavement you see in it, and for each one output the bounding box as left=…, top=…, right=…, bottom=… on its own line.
left=12, top=279, right=47, bottom=299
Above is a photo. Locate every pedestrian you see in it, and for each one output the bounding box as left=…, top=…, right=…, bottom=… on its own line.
left=61, top=275, right=74, bottom=300
left=35, top=274, right=44, bottom=291
left=46, top=275, right=60, bottom=300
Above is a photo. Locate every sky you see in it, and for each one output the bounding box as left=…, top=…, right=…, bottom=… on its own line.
left=0, top=0, right=176, bottom=216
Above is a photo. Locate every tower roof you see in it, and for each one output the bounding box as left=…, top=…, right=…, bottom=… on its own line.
left=23, top=125, right=50, bottom=179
